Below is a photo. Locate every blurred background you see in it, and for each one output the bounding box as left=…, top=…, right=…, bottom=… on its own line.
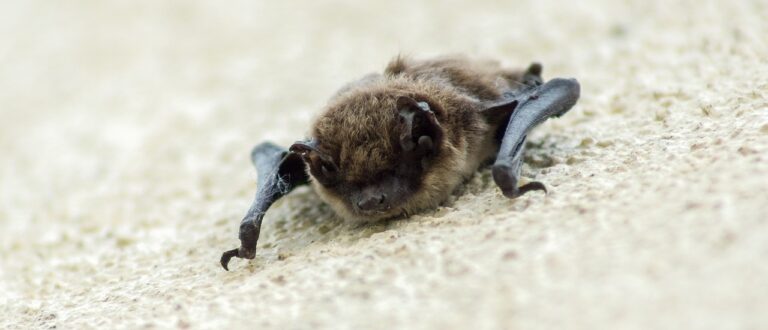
left=1, top=0, right=766, bottom=329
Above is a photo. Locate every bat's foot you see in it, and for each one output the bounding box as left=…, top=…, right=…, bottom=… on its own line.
left=492, top=164, right=547, bottom=198
left=220, top=246, right=256, bottom=271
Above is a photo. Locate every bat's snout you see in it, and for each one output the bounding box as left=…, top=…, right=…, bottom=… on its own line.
left=355, top=192, right=388, bottom=212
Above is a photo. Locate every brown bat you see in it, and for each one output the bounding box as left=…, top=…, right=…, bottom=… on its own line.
left=221, top=56, right=580, bottom=270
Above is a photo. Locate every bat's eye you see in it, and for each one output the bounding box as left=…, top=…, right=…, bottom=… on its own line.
left=288, top=141, right=341, bottom=186
left=312, top=160, right=339, bottom=186
left=321, top=164, right=335, bottom=177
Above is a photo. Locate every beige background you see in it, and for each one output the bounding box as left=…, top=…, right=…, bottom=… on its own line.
left=1, top=0, right=767, bottom=329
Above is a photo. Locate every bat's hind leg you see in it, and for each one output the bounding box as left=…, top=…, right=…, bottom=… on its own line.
left=492, top=78, right=580, bottom=198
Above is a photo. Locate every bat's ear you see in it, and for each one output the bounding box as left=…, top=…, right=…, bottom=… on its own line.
left=289, top=140, right=339, bottom=185
left=397, top=96, right=443, bottom=158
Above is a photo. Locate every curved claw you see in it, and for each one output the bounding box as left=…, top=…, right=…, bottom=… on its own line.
left=220, top=246, right=257, bottom=271
left=517, top=181, right=547, bottom=197
left=220, top=248, right=239, bottom=271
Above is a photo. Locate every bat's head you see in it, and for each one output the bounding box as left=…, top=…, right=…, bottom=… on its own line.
left=290, top=87, right=474, bottom=222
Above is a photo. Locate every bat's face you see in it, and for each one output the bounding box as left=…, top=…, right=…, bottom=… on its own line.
left=291, top=91, right=450, bottom=222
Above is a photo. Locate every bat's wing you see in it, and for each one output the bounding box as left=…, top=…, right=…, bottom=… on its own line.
left=220, top=142, right=309, bottom=271
left=483, top=66, right=580, bottom=198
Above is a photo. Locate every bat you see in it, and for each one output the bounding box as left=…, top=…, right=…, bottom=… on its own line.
left=220, top=56, right=580, bottom=270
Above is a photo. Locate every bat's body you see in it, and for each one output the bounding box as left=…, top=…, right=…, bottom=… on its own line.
left=221, top=56, right=580, bottom=270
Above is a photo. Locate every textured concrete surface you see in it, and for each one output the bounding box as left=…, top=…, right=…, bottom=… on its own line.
left=1, top=0, right=767, bottom=329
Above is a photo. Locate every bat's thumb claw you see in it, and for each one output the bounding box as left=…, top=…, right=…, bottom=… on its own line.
left=220, top=248, right=239, bottom=271
left=518, top=181, right=547, bottom=196
left=220, top=246, right=257, bottom=271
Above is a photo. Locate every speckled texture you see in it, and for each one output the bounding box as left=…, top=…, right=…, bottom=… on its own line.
left=1, top=0, right=767, bottom=329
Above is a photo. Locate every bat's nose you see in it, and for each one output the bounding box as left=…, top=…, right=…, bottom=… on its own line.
left=357, top=193, right=387, bottom=211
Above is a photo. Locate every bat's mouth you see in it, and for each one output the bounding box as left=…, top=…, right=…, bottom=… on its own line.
left=354, top=206, right=391, bottom=216
left=350, top=202, right=393, bottom=214
left=352, top=205, right=403, bottom=221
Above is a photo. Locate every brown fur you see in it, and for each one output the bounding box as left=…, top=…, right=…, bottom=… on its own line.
left=309, top=55, right=529, bottom=222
